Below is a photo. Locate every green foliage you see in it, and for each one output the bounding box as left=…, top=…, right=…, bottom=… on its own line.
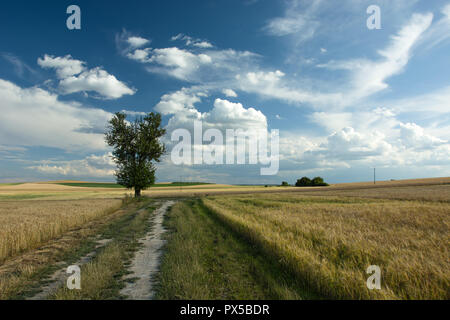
left=312, top=177, right=328, bottom=186
left=296, top=177, right=312, bottom=187
left=105, top=112, right=166, bottom=197
left=296, top=176, right=329, bottom=187
left=281, top=181, right=289, bottom=186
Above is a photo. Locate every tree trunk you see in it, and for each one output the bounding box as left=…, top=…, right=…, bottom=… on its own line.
left=135, top=188, right=141, bottom=198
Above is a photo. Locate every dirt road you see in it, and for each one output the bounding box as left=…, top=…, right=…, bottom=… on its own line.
left=120, top=201, right=174, bottom=300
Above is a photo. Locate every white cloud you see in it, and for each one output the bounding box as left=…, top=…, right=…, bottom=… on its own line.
left=171, top=33, right=213, bottom=48
left=122, top=32, right=260, bottom=83
left=319, top=13, right=433, bottom=101
left=3, top=53, right=39, bottom=78
left=59, top=67, right=136, bottom=99
left=388, top=85, right=450, bottom=114
left=398, top=122, right=447, bottom=150
left=222, top=88, right=237, bottom=97
left=203, top=98, right=267, bottom=131
left=264, top=0, right=321, bottom=42
left=0, top=78, right=111, bottom=152
left=38, top=54, right=135, bottom=99
left=145, top=47, right=212, bottom=81
left=236, top=70, right=342, bottom=106
left=127, top=48, right=152, bottom=62
left=154, top=88, right=203, bottom=116
left=276, top=101, right=450, bottom=176
left=154, top=89, right=267, bottom=136
left=120, top=109, right=148, bottom=117
left=38, top=54, right=85, bottom=79
left=29, top=153, right=115, bottom=178
left=419, top=3, right=450, bottom=51
left=194, top=41, right=214, bottom=48
left=126, top=36, right=150, bottom=49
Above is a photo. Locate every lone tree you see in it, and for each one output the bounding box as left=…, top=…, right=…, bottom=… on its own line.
left=105, top=112, right=166, bottom=197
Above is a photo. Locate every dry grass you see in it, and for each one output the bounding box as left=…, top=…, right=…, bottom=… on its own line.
left=0, top=199, right=122, bottom=262
left=305, top=184, right=450, bottom=202
left=202, top=191, right=450, bottom=299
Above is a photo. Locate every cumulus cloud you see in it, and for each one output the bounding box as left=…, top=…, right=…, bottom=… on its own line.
left=38, top=54, right=86, bottom=79
left=127, top=48, right=152, bottom=62
left=122, top=32, right=259, bottom=83
left=399, top=122, right=447, bottom=150
left=203, top=98, right=267, bottom=131
left=312, top=127, right=393, bottom=161
left=222, top=88, right=237, bottom=97
left=0, top=78, right=111, bottom=151
left=126, top=36, right=150, bottom=49
left=154, top=89, right=267, bottom=139
left=145, top=47, right=213, bottom=80
left=59, top=67, right=136, bottom=99
left=38, top=54, right=135, bottom=99
left=280, top=107, right=450, bottom=175
left=120, top=109, right=148, bottom=117
left=171, top=33, right=213, bottom=48
left=154, top=88, right=203, bottom=116
left=29, top=153, right=115, bottom=178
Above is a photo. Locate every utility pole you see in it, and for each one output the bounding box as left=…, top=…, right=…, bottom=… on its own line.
left=374, top=168, right=376, bottom=185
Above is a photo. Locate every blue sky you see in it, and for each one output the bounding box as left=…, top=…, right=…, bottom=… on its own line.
left=0, top=0, right=449, bottom=184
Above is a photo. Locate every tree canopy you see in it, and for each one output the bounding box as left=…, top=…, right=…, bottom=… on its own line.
left=295, top=176, right=329, bottom=187
left=105, top=112, right=166, bottom=197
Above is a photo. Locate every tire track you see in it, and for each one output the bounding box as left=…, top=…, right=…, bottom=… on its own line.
left=120, top=200, right=174, bottom=300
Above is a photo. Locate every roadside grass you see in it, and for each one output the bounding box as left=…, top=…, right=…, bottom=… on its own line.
left=51, top=199, right=157, bottom=300
left=154, top=200, right=318, bottom=300
left=202, top=193, right=450, bottom=300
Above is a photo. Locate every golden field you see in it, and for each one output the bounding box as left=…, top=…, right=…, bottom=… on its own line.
left=0, top=199, right=122, bottom=262
left=0, top=178, right=449, bottom=300
left=202, top=191, right=450, bottom=299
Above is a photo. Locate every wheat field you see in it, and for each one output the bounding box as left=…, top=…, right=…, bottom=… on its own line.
left=0, top=199, right=122, bottom=262
left=202, top=192, right=450, bottom=299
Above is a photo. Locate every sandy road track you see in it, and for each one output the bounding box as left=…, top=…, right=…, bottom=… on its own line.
left=120, top=201, right=175, bottom=300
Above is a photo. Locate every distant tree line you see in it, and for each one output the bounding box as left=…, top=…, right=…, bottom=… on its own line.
left=281, top=177, right=329, bottom=187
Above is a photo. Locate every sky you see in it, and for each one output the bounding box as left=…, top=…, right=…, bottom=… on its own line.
left=0, top=0, right=449, bottom=184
